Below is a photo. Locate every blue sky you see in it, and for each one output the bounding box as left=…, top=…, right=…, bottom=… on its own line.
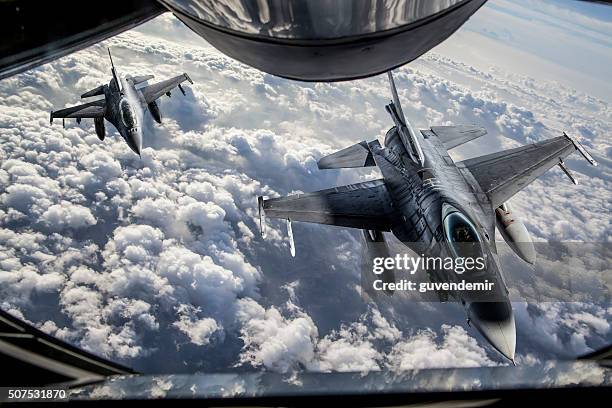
left=433, top=0, right=612, bottom=102
left=542, top=0, right=612, bottom=21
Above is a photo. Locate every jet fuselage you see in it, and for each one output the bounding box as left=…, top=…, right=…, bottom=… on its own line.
left=368, top=125, right=516, bottom=362
left=103, top=77, right=143, bottom=155
left=260, top=71, right=596, bottom=364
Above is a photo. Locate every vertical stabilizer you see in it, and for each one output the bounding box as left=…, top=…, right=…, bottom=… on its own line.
left=386, top=71, right=424, bottom=166
left=387, top=71, right=406, bottom=125
left=108, top=48, right=122, bottom=93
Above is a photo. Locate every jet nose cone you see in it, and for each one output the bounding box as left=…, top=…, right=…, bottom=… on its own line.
left=126, top=128, right=142, bottom=156
left=469, top=302, right=516, bottom=363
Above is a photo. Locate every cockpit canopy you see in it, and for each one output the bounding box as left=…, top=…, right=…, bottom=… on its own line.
left=443, top=208, right=484, bottom=261
left=119, top=99, right=137, bottom=129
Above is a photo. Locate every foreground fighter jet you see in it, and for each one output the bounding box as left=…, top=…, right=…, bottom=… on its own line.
left=258, top=71, right=597, bottom=363
left=50, top=48, right=193, bottom=156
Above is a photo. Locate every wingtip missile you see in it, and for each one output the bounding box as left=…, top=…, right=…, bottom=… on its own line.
left=184, top=73, right=194, bottom=84
left=558, top=159, right=578, bottom=185
left=50, top=111, right=53, bottom=124
left=564, top=132, right=597, bottom=166
left=287, top=218, right=295, bottom=257
left=257, top=196, right=266, bottom=238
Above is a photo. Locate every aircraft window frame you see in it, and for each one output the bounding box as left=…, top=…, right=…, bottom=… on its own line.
left=442, top=205, right=486, bottom=263
left=119, top=98, right=137, bottom=129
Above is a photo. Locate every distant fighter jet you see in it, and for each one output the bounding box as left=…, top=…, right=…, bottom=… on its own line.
left=50, top=48, right=193, bottom=156
left=258, top=71, right=597, bottom=363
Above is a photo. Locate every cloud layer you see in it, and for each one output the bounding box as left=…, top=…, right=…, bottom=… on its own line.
left=0, top=4, right=610, bottom=374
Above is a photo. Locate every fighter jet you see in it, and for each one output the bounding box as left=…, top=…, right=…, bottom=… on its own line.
left=50, top=48, right=193, bottom=156
left=258, top=71, right=597, bottom=363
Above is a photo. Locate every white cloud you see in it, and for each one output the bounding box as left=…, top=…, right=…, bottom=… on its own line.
left=0, top=7, right=609, bottom=374
left=40, top=201, right=96, bottom=231
left=236, top=298, right=496, bottom=374
left=386, top=325, right=497, bottom=370
left=236, top=298, right=318, bottom=373
left=173, top=304, right=220, bottom=346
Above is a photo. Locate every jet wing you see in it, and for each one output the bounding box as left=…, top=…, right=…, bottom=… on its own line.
left=458, top=134, right=595, bottom=208
left=261, top=179, right=397, bottom=231
left=140, top=73, right=193, bottom=103
left=430, top=125, right=487, bottom=150
left=50, top=99, right=105, bottom=120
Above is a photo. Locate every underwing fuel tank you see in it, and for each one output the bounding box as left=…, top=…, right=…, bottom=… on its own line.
left=362, top=230, right=395, bottom=296
left=81, top=85, right=105, bottom=98
left=94, top=117, right=105, bottom=141
left=159, top=0, right=488, bottom=81
left=495, top=203, right=536, bottom=265
left=148, top=101, right=162, bottom=124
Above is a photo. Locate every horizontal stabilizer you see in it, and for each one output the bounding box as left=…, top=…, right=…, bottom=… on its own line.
left=317, top=141, right=375, bottom=169
left=128, top=74, right=154, bottom=85
left=430, top=125, right=487, bottom=150
left=81, top=85, right=105, bottom=98
left=260, top=179, right=397, bottom=231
